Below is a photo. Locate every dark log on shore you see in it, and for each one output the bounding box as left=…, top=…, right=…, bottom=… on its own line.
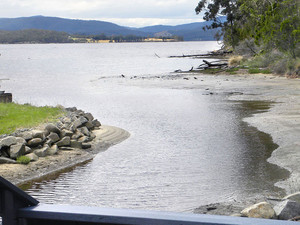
left=197, top=59, right=228, bottom=70
left=169, top=50, right=232, bottom=58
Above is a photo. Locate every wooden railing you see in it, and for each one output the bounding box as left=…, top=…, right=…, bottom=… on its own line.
left=0, top=176, right=298, bottom=225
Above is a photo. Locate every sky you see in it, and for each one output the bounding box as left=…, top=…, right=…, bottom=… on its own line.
left=0, top=0, right=205, bottom=27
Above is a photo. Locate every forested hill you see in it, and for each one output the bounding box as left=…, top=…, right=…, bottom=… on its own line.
left=0, top=16, right=219, bottom=41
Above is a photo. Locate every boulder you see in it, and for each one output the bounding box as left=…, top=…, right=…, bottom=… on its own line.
left=284, top=192, right=300, bottom=203
left=84, top=121, right=94, bottom=130
left=60, top=129, right=73, bottom=138
left=78, top=127, right=90, bottom=137
left=72, top=131, right=83, bottom=140
left=9, top=143, right=26, bottom=159
left=45, top=123, right=61, bottom=135
left=0, top=157, right=16, bottom=164
left=56, top=136, right=71, bottom=147
left=65, top=107, right=77, bottom=112
left=78, top=136, right=89, bottom=143
left=0, top=136, right=17, bottom=148
left=27, top=138, right=44, bottom=147
left=70, top=140, right=82, bottom=149
left=18, top=131, right=33, bottom=141
left=24, top=146, right=33, bottom=154
left=84, top=112, right=94, bottom=122
left=73, top=116, right=88, bottom=129
left=274, top=199, right=300, bottom=220
left=47, top=132, right=60, bottom=143
left=82, top=143, right=92, bottom=149
left=92, top=119, right=101, bottom=127
left=32, top=130, right=45, bottom=139
left=60, top=147, right=74, bottom=151
left=34, top=146, right=49, bottom=157
left=47, top=145, right=58, bottom=155
left=241, top=202, right=276, bottom=219
left=26, top=153, right=39, bottom=162
left=16, top=137, right=26, bottom=145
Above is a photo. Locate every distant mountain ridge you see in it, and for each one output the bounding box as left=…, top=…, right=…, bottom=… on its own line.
left=0, top=16, right=220, bottom=41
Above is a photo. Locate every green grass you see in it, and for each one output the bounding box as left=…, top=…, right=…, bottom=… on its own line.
left=16, top=156, right=31, bottom=164
left=248, top=68, right=272, bottom=74
left=0, top=103, right=65, bottom=135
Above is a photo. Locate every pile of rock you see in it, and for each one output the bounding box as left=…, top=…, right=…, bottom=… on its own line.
left=239, top=192, right=300, bottom=221
left=0, top=107, right=101, bottom=164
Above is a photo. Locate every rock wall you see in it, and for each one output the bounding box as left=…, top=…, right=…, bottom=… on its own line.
left=0, top=107, right=101, bottom=164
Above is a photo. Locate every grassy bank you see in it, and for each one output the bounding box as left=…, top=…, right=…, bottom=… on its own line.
left=0, top=103, right=65, bottom=135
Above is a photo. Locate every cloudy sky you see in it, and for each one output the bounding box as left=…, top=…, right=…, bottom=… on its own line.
left=0, top=0, right=204, bottom=27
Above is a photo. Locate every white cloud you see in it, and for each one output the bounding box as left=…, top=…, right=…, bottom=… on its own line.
left=0, top=0, right=204, bottom=27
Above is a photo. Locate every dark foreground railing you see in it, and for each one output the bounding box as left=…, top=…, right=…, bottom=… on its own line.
left=0, top=176, right=298, bottom=225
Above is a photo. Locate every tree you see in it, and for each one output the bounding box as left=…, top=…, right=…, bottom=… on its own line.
left=195, top=0, right=241, bottom=47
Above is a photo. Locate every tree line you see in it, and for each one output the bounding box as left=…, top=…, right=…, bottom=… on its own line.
left=195, top=0, right=299, bottom=59
left=0, top=29, right=184, bottom=44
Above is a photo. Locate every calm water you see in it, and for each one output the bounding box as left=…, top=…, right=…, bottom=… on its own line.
left=0, top=42, right=288, bottom=212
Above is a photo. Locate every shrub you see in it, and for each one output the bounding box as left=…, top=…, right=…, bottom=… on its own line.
left=248, top=68, right=272, bottom=74
left=17, top=156, right=31, bottom=165
left=229, top=56, right=244, bottom=66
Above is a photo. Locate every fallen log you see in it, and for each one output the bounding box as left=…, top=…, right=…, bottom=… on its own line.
left=169, top=50, right=232, bottom=58
left=197, top=59, right=228, bottom=70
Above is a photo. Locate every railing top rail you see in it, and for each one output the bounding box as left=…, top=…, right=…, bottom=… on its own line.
left=18, top=204, right=299, bottom=225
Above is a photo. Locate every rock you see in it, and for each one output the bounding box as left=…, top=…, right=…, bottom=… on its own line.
left=92, top=119, right=101, bottom=127
left=9, top=143, right=26, bottom=159
left=34, top=146, right=49, bottom=157
left=73, top=116, right=88, bottom=129
left=47, top=145, right=58, bottom=155
left=26, top=153, right=39, bottom=162
left=45, top=123, right=61, bottom=135
left=78, top=127, right=90, bottom=137
left=65, top=107, right=77, bottom=112
left=90, top=132, right=96, bottom=140
left=56, top=136, right=71, bottom=147
left=82, top=143, right=92, bottom=149
left=84, top=121, right=94, bottom=130
left=72, top=131, right=83, bottom=140
left=241, top=202, right=276, bottom=219
left=27, top=138, right=44, bottom=147
left=60, top=147, right=74, bottom=151
left=47, top=132, right=60, bottom=143
left=60, top=129, right=73, bottom=138
left=0, top=157, right=16, bottom=164
left=25, top=146, right=33, bottom=154
left=0, top=136, right=17, bottom=148
left=78, top=136, right=89, bottom=143
left=16, top=137, right=26, bottom=145
left=274, top=199, right=300, bottom=220
left=32, top=130, right=45, bottom=139
left=284, top=192, right=300, bottom=203
left=70, top=140, right=82, bottom=149
left=84, top=112, right=94, bottom=122
left=18, top=131, right=33, bottom=141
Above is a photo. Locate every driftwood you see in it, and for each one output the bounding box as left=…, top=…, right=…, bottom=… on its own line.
left=169, top=50, right=232, bottom=59
left=197, top=59, right=228, bottom=70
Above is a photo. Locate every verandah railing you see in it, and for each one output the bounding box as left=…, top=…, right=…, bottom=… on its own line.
left=0, top=176, right=297, bottom=225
